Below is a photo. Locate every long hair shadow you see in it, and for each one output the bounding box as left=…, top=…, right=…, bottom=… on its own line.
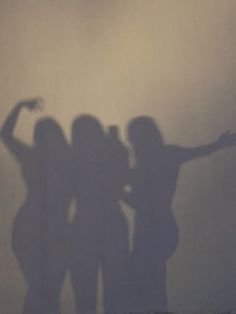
left=124, top=115, right=236, bottom=312
left=69, top=115, right=130, bottom=314
left=124, top=116, right=179, bottom=312
left=1, top=114, right=72, bottom=314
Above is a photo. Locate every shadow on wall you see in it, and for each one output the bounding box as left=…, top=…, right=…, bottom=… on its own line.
left=1, top=99, right=236, bottom=314
left=1, top=99, right=72, bottom=314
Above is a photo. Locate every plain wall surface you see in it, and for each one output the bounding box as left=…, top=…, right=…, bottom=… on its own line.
left=0, top=1, right=236, bottom=313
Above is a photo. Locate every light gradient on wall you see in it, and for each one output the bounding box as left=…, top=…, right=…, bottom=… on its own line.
left=0, top=1, right=236, bottom=313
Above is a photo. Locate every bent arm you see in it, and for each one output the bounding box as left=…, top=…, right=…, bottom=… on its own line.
left=1, top=98, right=42, bottom=159
left=0, top=102, right=27, bottom=158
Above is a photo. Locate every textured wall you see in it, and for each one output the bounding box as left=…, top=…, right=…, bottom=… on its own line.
left=0, top=1, right=236, bottom=313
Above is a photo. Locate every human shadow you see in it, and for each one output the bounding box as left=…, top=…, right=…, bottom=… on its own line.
left=69, top=115, right=130, bottom=314
left=2, top=102, right=235, bottom=314
left=1, top=99, right=72, bottom=314
left=123, top=116, right=236, bottom=312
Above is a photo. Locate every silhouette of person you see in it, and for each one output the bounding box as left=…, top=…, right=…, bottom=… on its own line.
left=122, top=116, right=236, bottom=312
left=69, top=116, right=130, bottom=314
left=1, top=99, right=72, bottom=314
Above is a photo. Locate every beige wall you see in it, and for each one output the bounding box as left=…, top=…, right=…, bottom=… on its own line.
left=0, top=1, right=236, bottom=313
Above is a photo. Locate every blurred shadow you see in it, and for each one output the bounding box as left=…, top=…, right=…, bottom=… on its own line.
left=69, top=115, right=130, bottom=314
left=1, top=100, right=72, bottom=314
left=2, top=102, right=235, bottom=314
left=123, top=116, right=236, bottom=312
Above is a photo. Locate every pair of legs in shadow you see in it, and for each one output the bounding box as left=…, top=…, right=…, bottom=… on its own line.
left=70, top=115, right=130, bottom=313
left=1, top=99, right=236, bottom=313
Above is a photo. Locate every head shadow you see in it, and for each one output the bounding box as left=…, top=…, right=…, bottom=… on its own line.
left=69, top=114, right=130, bottom=314
left=3, top=115, right=72, bottom=314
